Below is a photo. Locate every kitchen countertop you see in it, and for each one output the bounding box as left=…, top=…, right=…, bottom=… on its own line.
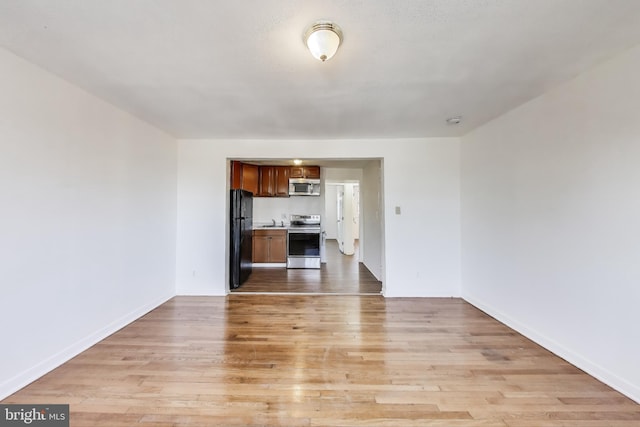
left=253, top=222, right=323, bottom=231
left=253, top=223, right=288, bottom=230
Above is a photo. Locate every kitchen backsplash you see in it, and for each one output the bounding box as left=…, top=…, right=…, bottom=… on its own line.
left=253, top=196, right=323, bottom=224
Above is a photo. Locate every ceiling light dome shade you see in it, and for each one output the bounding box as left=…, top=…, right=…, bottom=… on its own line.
left=305, top=22, right=343, bottom=62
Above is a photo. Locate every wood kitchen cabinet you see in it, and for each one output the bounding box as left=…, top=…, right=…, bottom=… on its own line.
left=252, top=229, right=287, bottom=263
left=232, top=162, right=319, bottom=197
left=230, top=161, right=243, bottom=189
left=257, top=166, right=289, bottom=197
left=230, top=161, right=259, bottom=195
left=274, top=166, right=290, bottom=196
left=290, top=165, right=320, bottom=179
left=257, top=166, right=274, bottom=197
left=242, top=164, right=259, bottom=195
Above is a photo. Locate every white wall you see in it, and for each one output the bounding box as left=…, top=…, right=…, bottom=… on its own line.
left=253, top=196, right=323, bottom=225
left=0, top=48, right=177, bottom=399
left=324, top=167, right=363, bottom=182
left=176, top=139, right=461, bottom=297
left=461, top=45, right=640, bottom=402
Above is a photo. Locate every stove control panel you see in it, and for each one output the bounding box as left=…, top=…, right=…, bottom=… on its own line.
left=290, top=214, right=321, bottom=226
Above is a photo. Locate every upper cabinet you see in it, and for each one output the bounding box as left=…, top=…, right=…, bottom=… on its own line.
left=257, top=166, right=274, bottom=197
left=258, top=166, right=290, bottom=197
left=274, top=166, right=291, bottom=197
left=230, top=161, right=259, bottom=195
left=231, top=162, right=319, bottom=197
left=230, top=161, right=242, bottom=189
left=290, top=166, right=320, bottom=179
left=242, top=164, right=259, bottom=195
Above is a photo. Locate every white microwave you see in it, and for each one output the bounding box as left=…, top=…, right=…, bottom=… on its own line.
left=289, top=178, right=321, bottom=196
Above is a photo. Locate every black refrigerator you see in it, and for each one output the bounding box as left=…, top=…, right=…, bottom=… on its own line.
left=230, top=189, right=253, bottom=289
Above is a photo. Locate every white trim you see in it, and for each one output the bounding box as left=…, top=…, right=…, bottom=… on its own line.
left=177, top=286, right=227, bottom=296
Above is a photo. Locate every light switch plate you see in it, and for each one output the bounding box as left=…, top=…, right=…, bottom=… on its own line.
left=395, top=206, right=401, bottom=215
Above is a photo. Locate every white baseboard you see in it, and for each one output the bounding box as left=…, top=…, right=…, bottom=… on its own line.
left=0, top=292, right=174, bottom=401
left=463, top=292, right=640, bottom=404
left=176, top=287, right=227, bottom=296
left=384, top=289, right=461, bottom=298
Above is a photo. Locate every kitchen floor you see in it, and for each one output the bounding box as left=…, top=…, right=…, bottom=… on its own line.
left=233, top=239, right=382, bottom=294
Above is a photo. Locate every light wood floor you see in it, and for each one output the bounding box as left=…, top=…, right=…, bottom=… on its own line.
left=3, top=296, right=638, bottom=426
left=234, top=239, right=382, bottom=294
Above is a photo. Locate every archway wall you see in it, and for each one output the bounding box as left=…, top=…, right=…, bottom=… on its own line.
left=176, top=138, right=461, bottom=297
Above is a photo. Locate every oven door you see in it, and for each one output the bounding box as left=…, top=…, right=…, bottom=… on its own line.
left=287, top=230, right=321, bottom=268
left=287, top=231, right=320, bottom=256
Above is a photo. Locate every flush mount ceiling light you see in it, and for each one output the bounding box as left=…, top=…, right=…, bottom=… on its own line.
left=304, top=21, right=343, bottom=62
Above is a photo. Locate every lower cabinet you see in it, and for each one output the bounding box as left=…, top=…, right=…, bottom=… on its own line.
left=252, top=229, right=287, bottom=263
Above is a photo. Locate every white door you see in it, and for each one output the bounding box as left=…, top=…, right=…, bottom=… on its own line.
left=353, top=184, right=360, bottom=240
left=342, top=184, right=355, bottom=255
left=337, top=185, right=344, bottom=253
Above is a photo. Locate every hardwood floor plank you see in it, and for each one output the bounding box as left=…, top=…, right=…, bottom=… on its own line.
left=2, top=296, right=638, bottom=426
left=234, top=239, right=382, bottom=294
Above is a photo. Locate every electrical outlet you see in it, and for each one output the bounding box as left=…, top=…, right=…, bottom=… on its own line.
left=395, top=206, right=401, bottom=215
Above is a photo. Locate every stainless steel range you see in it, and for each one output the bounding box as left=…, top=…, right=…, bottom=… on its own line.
left=287, top=214, right=321, bottom=269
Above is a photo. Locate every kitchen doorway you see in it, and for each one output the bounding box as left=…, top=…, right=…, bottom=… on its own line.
left=228, top=158, right=384, bottom=295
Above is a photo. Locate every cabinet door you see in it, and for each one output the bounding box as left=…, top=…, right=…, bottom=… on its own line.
left=290, top=166, right=304, bottom=178
left=269, top=234, right=287, bottom=262
left=242, top=164, right=259, bottom=195
left=304, top=166, right=321, bottom=179
left=274, top=166, right=290, bottom=197
left=290, top=166, right=320, bottom=179
left=255, top=166, right=273, bottom=197
left=230, top=161, right=243, bottom=189
left=252, top=234, right=270, bottom=263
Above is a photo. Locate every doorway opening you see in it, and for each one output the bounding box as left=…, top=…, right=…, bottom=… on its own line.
left=325, top=181, right=360, bottom=259
left=228, top=158, right=384, bottom=295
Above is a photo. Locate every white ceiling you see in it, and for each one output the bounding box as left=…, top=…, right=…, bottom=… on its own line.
left=1, top=0, right=640, bottom=139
